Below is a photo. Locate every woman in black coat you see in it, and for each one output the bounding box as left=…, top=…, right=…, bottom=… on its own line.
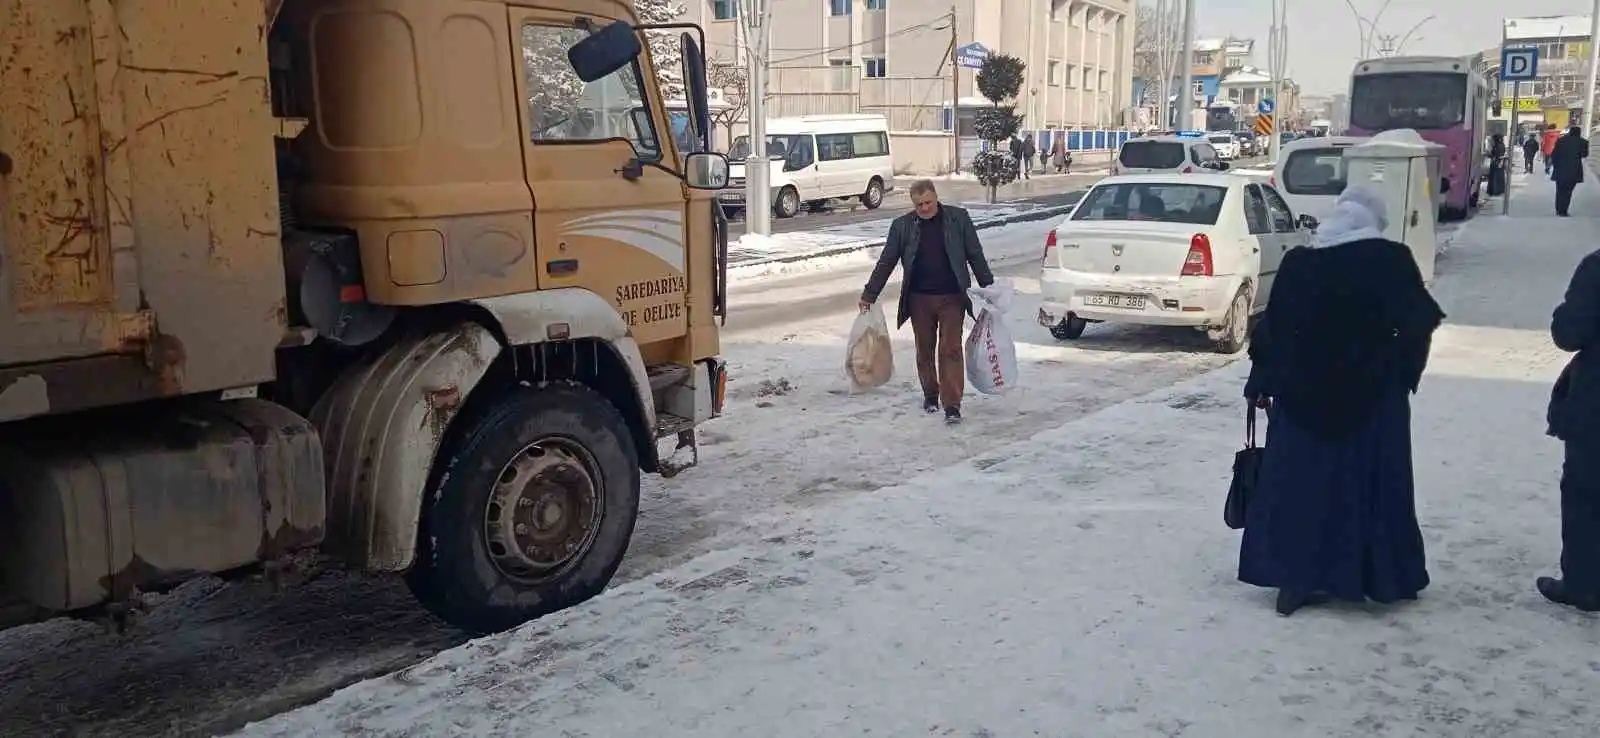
left=1239, top=185, right=1446, bottom=616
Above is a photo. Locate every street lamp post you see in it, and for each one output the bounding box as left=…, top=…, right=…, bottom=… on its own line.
left=1176, top=0, right=1196, bottom=131
left=739, top=0, right=773, bottom=235
left=1268, top=0, right=1287, bottom=164
left=1586, top=0, right=1600, bottom=135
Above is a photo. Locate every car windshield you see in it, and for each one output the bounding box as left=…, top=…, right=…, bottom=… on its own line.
left=1118, top=141, right=1186, bottom=169
left=1282, top=148, right=1348, bottom=196
left=1208, top=135, right=1232, bottom=144
left=729, top=134, right=804, bottom=159
left=1071, top=183, right=1229, bottom=225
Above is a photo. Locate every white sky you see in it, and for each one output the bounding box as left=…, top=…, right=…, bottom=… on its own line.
left=1196, top=0, right=1594, bottom=95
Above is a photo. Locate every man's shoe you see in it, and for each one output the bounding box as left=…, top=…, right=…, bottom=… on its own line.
left=944, top=406, right=962, bottom=424
left=922, top=395, right=940, bottom=414
left=1537, top=576, right=1600, bottom=612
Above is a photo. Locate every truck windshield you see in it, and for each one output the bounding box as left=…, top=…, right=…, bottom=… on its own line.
left=1072, top=183, right=1228, bottom=225
left=1350, top=72, right=1466, bottom=131
left=521, top=24, right=661, bottom=160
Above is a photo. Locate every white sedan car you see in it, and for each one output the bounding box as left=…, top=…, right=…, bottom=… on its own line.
left=1206, top=133, right=1239, bottom=160
left=1037, top=173, right=1316, bottom=353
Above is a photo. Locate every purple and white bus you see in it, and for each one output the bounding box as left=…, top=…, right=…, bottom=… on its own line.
left=1345, top=56, right=1492, bottom=221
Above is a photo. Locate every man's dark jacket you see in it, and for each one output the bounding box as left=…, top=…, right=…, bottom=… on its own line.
left=1550, top=249, right=1600, bottom=440
left=860, top=205, right=995, bottom=327
left=1551, top=132, right=1590, bottom=184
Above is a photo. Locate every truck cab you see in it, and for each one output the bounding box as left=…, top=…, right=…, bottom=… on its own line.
left=0, top=0, right=728, bottom=635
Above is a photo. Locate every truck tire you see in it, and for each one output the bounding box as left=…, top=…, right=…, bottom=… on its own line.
left=406, top=381, right=640, bottom=635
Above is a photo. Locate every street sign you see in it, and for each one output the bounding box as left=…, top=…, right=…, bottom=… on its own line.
left=1254, top=114, right=1274, bottom=136
left=1258, top=98, right=1274, bottom=114
left=1501, top=46, right=1540, bottom=81
left=955, top=42, right=990, bottom=69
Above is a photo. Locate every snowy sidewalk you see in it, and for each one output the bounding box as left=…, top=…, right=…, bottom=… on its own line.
left=236, top=172, right=1600, bottom=737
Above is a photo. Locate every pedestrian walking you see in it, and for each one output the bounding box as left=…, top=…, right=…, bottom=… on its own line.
left=859, top=180, right=995, bottom=424
left=1009, top=135, right=1025, bottom=180
left=1542, top=124, right=1560, bottom=175
left=1538, top=248, right=1600, bottom=612
left=1238, top=185, right=1446, bottom=616
left=1052, top=136, right=1068, bottom=174
left=1522, top=134, right=1539, bottom=174
left=1488, top=133, right=1507, bottom=197
left=1020, top=135, right=1036, bottom=179
left=1550, top=125, right=1589, bottom=217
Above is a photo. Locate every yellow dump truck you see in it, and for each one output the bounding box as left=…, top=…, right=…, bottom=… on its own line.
left=0, top=0, right=731, bottom=635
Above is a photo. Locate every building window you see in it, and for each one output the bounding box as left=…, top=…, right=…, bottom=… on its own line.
left=1084, top=68, right=1096, bottom=90
left=1048, top=60, right=1062, bottom=85
left=864, top=57, right=887, bottom=78
left=829, top=58, right=854, bottom=91
left=1065, top=64, right=1078, bottom=87
left=830, top=0, right=850, bottom=16
left=1050, top=0, right=1064, bottom=21
left=1192, top=80, right=1204, bottom=96
left=712, top=0, right=737, bottom=20
left=867, top=0, right=886, bottom=9
left=1100, top=71, right=1109, bottom=92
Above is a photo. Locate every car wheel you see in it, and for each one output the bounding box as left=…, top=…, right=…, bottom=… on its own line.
left=1050, top=315, right=1088, bottom=341
left=1212, top=289, right=1251, bottom=354
left=862, top=178, right=885, bottom=209
left=774, top=186, right=801, bottom=218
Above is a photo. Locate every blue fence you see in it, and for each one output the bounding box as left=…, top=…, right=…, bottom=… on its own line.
left=973, top=129, right=1138, bottom=153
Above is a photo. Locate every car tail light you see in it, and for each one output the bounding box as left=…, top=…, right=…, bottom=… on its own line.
left=1042, top=228, right=1058, bottom=264
left=1181, top=165, right=1193, bottom=173
left=1182, top=233, right=1213, bottom=276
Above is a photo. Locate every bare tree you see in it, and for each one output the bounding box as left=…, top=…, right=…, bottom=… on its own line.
left=706, top=60, right=748, bottom=151
left=1133, top=1, right=1183, bottom=114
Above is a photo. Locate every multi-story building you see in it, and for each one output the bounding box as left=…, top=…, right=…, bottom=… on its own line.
left=1188, top=37, right=1253, bottom=106
left=1499, top=16, right=1594, bottom=113
left=1217, top=66, right=1299, bottom=119
left=679, top=0, right=1135, bottom=135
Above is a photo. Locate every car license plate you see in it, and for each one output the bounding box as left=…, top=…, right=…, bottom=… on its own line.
left=1086, top=293, right=1146, bottom=309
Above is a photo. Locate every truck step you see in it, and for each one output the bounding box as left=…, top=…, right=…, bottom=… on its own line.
left=654, top=412, right=696, bottom=437
left=647, top=363, right=692, bottom=393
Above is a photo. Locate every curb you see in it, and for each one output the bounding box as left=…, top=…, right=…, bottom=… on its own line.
left=730, top=203, right=1079, bottom=270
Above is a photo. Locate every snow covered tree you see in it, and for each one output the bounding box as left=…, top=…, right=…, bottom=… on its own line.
left=970, top=53, right=1025, bottom=202
left=706, top=58, right=749, bottom=151
left=637, top=0, right=689, bottom=99
left=522, top=25, right=588, bottom=138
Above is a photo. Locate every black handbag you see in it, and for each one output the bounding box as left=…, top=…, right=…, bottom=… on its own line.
left=1224, top=405, right=1262, bottom=530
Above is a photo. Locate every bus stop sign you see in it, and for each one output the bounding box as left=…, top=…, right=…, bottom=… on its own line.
left=1501, top=47, right=1539, bottom=81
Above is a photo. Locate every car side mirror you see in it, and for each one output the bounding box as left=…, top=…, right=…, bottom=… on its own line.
left=1297, top=213, right=1319, bottom=230
left=684, top=152, right=730, bottom=189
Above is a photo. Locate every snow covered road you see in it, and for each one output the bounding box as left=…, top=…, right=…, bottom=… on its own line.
left=0, top=218, right=1237, bottom=736
left=231, top=173, right=1600, bottom=737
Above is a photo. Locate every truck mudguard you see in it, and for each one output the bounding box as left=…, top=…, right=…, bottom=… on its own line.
left=310, top=288, right=653, bottom=571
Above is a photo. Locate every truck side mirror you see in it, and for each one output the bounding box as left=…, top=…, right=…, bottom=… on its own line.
left=568, top=20, right=641, bottom=83
left=680, top=33, right=712, bottom=153
left=684, top=152, right=730, bottom=189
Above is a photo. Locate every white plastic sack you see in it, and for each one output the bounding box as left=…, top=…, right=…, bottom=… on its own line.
left=965, top=282, right=1019, bottom=395
left=845, top=304, right=895, bottom=391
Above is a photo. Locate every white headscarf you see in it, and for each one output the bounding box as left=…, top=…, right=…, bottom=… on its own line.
left=1311, top=185, right=1389, bottom=248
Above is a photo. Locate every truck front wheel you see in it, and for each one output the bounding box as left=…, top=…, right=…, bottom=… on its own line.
left=406, top=381, right=640, bottom=635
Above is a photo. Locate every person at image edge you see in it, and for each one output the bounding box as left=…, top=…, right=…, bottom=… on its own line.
left=859, top=179, right=995, bottom=424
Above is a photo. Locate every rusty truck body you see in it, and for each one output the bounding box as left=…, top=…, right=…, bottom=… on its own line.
left=0, top=0, right=730, bottom=634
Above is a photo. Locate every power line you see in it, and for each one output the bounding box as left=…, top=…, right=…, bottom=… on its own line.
left=768, top=14, right=952, bottom=65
